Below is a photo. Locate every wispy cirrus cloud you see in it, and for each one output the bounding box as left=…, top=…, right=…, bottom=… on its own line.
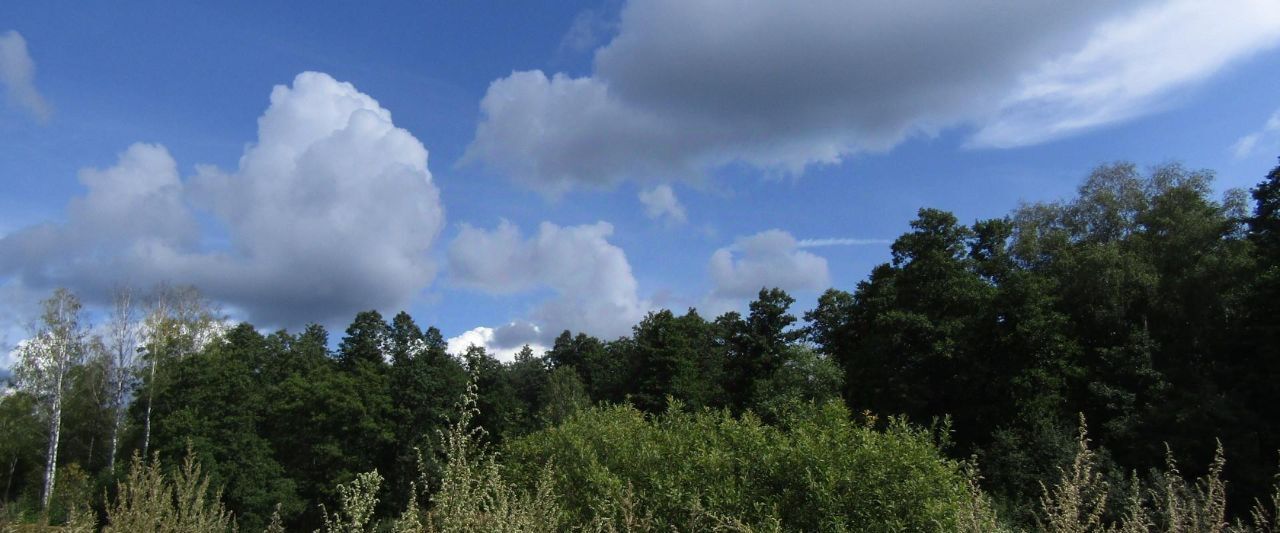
left=797, top=237, right=891, bottom=248
left=1233, top=108, right=1280, bottom=158
left=0, top=30, right=51, bottom=122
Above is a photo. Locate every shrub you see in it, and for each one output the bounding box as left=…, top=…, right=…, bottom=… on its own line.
left=504, top=401, right=998, bottom=532
left=102, top=451, right=236, bottom=533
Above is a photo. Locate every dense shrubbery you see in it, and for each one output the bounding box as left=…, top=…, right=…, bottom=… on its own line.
left=505, top=401, right=990, bottom=531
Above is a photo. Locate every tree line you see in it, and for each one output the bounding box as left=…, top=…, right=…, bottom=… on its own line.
left=1, top=159, right=1279, bottom=531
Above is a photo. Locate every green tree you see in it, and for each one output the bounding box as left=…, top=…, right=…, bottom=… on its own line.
left=338, top=311, right=390, bottom=369
left=13, top=288, right=90, bottom=512
left=148, top=323, right=301, bottom=531
left=461, top=345, right=520, bottom=443
left=386, top=314, right=467, bottom=510
left=539, top=366, right=588, bottom=426
left=0, top=391, right=42, bottom=505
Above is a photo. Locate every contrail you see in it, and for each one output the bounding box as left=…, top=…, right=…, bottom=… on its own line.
left=797, top=238, right=892, bottom=248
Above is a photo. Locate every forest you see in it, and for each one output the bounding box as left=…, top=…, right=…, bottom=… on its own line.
left=2, top=159, right=1279, bottom=532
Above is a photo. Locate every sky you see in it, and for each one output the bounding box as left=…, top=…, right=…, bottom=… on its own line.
left=2, top=0, right=1280, bottom=365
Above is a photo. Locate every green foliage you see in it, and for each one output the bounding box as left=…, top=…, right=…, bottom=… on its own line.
left=46, top=463, right=93, bottom=528
left=319, top=470, right=383, bottom=533
left=748, top=345, right=842, bottom=420
left=505, top=401, right=995, bottom=532
left=623, top=309, right=723, bottom=413
left=0, top=392, right=41, bottom=506
left=103, top=451, right=235, bottom=533
left=420, top=383, right=561, bottom=533
left=540, top=366, right=589, bottom=426
left=338, top=311, right=390, bottom=369
left=806, top=162, right=1277, bottom=522
left=387, top=316, right=468, bottom=517
left=148, top=324, right=301, bottom=531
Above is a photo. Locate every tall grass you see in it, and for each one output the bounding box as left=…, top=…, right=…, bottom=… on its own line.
left=102, top=450, right=236, bottom=533
left=1035, top=417, right=1280, bottom=533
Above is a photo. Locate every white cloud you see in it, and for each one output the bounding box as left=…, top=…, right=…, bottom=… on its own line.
left=1233, top=108, right=1280, bottom=158
left=0, top=72, right=444, bottom=328
left=709, top=230, right=830, bottom=301
left=0, top=30, right=50, bottom=121
left=638, top=184, right=686, bottom=225
left=972, top=0, right=1280, bottom=147
left=467, top=0, right=1280, bottom=192
left=448, top=220, right=648, bottom=341
left=0, top=143, right=196, bottom=281
left=446, top=323, right=549, bottom=363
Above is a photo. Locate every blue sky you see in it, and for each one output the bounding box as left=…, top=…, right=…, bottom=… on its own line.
left=2, top=0, right=1280, bottom=362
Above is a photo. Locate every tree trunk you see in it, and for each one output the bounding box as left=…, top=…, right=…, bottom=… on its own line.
left=5, top=456, right=15, bottom=502
left=108, top=381, right=123, bottom=472
left=142, top=357, right=155, bottom=457
left=40, top=371, right=63, bottom=512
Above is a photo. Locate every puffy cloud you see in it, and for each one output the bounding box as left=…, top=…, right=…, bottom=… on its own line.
left=638, top=184, right=686, bottom=225
left=0, top=72, right=444, bottom=327
left=446, top=322, right=549, bottom=362
left=448, top=220, right=648, bottom=341
left=0, top=31, right=50, bottom=121
left=709, top=230, right=830, bottom=300
left=1233, top=108, right=1280, bottom=158
left=467, top=0, right=1280, bottom=191
left=0, top=143, right=196, bottom=286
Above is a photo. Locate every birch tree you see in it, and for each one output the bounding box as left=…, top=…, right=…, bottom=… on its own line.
left=13, top=288, right=89, bottom=512
left=139, top=284, right=222, bottom=457
left=105, top=285, right=138, bottom=473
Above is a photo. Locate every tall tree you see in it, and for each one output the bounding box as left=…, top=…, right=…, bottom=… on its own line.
left=723, top=288, right=803, bottom=412
left=461, top=345, right=519, bottom=442
left=338, top=310, right=390, bottom=369
left=386, top=314, right=466, bottom=506
left=148, top=323, right=301, bottom=531
left=13, top=288, right=89, bottom=511
left=546, top=331, right=616, bottom=402
left=104, top=285, right=138, bottom=473
left=139, top=284, right=221, bottom=457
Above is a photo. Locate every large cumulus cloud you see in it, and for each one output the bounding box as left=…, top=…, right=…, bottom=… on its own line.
left=0, top=72, right=444, bottom=327
left=447, top=220, right=649, bottom=342
left=466, top=0, right=1280, bottom=192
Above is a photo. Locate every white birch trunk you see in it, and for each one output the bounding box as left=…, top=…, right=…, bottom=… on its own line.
left=108, top=378, right=124, bottom=472
left=40, top=355, right=64, bottom=511
left=142, top=356, right=155, bottom=457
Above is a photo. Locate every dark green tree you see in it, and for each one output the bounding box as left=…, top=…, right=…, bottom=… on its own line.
left=148, top=323, right=301, bottom=531
left=338, top=310, right=389, bottom=369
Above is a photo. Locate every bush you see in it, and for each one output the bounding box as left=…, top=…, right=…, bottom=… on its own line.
left=504, top=401, right=997, bottom=532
